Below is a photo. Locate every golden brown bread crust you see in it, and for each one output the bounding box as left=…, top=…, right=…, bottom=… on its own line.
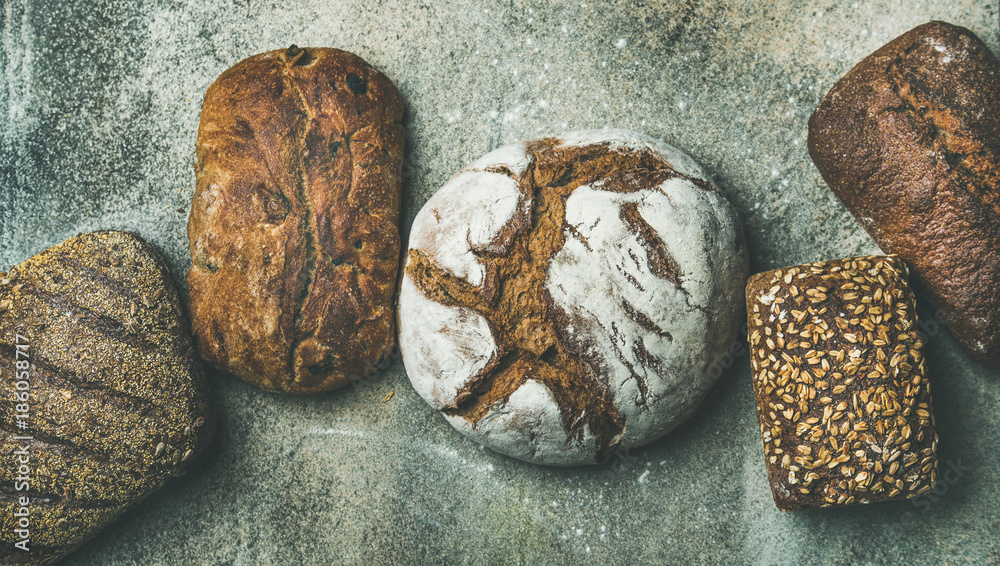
left=807, top=21, right=1000, bottom=363
left=0, top=231, right=213, bottom=564
left=747, top=256, right=937, bottom=511
left=187, top=46, right=404, bottom=394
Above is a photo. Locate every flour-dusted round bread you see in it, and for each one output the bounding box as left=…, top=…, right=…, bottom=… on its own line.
left=0, top=231, right=213, bottom=565
left=188, top=46, right=404, bottom=394
left=398, top=129, right=749, bottom=466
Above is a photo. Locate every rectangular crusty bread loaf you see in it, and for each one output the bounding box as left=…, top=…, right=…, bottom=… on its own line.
left=747, top=256, right=937, bottom=511
left=187, top=46, right=404, bottom=394
left=807, top=21, right=1000, bottom=364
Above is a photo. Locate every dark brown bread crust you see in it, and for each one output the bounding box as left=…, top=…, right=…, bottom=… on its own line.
left=187, top=46, right=404, bottom=394
left=807, top=21, right=1000, bottom=363
left=747, top=256, right=937, bottom=511
left=0, top=231, right=213, bottom=564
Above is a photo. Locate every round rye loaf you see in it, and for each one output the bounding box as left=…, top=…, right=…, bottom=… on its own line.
left=398, top=129, right=749, bottom=466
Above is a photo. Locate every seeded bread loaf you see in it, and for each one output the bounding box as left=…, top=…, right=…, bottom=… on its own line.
left=0, top=231, right=213, bottom=564
left=747, top=256, right=937, bottom=511
left=399, top=129, right=749, bottom=466
left=188, top=46, right=404, bottom=394
left=807, top=21, right=1000, bottom=364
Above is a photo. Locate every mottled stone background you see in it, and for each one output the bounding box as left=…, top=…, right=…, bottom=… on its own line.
left=2, top=1, right=999, bottom=564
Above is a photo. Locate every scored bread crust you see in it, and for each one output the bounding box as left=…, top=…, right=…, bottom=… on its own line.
left=399, top=129, right=748, bottom=466
left=187, top=46, right=404, bottom=394
left=807, top=21, right=1000, bottom=364
left=0, top=231, right=213, bottom=564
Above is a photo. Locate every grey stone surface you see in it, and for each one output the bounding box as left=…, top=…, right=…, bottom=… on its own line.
left=1, top=0, right=998, bottom=564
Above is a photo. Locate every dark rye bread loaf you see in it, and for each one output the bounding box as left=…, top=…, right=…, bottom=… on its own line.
left=807, top=21, right=1000, bottom=363
left=0, top=231, right=213, bottom=565
left=188, top=46, right=404, bottom=394
left=747, top=256, right=937, bottom=511
left=399, top=129, right=748, bottom=466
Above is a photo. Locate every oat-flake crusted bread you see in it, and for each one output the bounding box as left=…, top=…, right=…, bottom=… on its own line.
left=747, top=256, right=937, bottom=511
left=0, top=231, right=213, bottom=564
left=398, top=129, right=749, bottom=466
left=808, top=21, right=1000, bottom=364
left=188, top=46, right=404, bottom=394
